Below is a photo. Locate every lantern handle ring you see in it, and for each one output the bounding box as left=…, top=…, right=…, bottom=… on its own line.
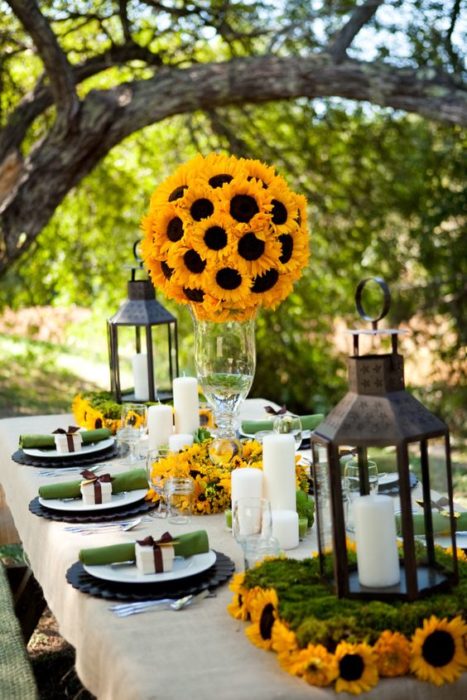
left=355, top=277, right=391, bottom=330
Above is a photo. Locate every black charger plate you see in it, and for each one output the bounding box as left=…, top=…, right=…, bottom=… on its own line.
left=66, top=550, right=235, bottom=601
left=29, top=495, right=157, bottom=523
left=12, top=443, right=120, bottom=468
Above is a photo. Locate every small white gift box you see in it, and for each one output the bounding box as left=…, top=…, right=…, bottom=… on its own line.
left=80, top=480, right=113, bottom=506
left=135, top=541, right=175, bottom=575
left=54, top=432, right=83, bottom=453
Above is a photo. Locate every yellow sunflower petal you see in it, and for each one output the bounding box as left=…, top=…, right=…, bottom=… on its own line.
left=410, top=615, right=467, bottom=686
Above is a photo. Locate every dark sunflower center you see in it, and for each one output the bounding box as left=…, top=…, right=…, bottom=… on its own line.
left=238, top=232, right=265, bottom=261
left=183, top=287, right=204, bottom=303
left=339, top=654, right=365, bottom=682
left=422, top=630, right=456, bottom=667
left=161, top=261, right=174, bottom=279
left=95, top=418, right=102, bottom=429
left=259, top=603, right=275, bottom=640
left=279, top=234, right=293, bottom=264
left=216, top=268, right=242, bottom=290
left=230, top=194, right=259, bottom=223
left=271, top=199, right=288, bottom=225
left=191, top=198, right=214, bottom=221
left=251, top=268, right=279, bottom=293
left=183, top=250, right=206, bottom=273
left=204, top=226, right=227, bottom=250
left=168, top=185, right=187, bottom=201
left=209, top=174, right=233, bottom=188
left=167, top=217, right=184, bottom=242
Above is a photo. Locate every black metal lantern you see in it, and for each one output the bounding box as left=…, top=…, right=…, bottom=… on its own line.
left=107, top=252, right=179, bottom=403
left=311, top=278, right=458, bottom=601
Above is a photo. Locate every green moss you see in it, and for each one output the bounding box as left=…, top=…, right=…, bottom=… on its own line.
left=80, top=390, right=160, bottom=419
left=244, top=552, right=467, bottom=647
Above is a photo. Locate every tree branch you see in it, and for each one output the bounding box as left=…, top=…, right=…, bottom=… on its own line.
left=0, top=54, right=465, bottom=275
left=7, top=0, right=79, bottom=123
left=118, top=0, right=133, bottom=43
left=0, top=42, right=162, bottom=163
left=327, top=0, right=385, bottom=63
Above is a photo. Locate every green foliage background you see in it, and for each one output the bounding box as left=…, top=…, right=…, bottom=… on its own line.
left=1, top=101, right=465, bottom=431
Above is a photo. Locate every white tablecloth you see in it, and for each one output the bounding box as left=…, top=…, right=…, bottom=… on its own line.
left=0, top=407, right=465, bottom=699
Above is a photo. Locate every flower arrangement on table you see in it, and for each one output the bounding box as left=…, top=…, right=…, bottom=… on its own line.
left=140, top=152, right=309, bottom=322
left=228, top=547, right=467, bottom=694
left=72, top=391, right=214, bottom=434
left=146, top=438, right=310, bottom=515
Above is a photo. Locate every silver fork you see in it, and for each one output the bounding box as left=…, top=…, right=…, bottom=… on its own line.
left=110, top=590, right=216, bottom=617
left=64, top=517, right=143, bottom=534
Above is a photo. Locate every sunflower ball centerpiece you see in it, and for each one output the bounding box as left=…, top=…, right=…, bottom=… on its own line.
left=141, top=153, right=309, bottom=460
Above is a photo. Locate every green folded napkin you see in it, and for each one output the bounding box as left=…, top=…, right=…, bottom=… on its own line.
left=38, top=469, right=147, bottom=500
left=20, top=428, right=111, bottom=450
left=241, top=413, right=324, bottom=435
left=79, top=530, right=210, bottom=566
left=395, top=511, right=467, bottom=537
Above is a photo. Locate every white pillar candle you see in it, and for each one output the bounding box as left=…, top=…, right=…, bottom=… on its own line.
left=173, top=377, right=200, bottom=434
left=272, top=510, right=299, bottom=550
left=354, top=494, right=400, bottom=588
left=231, top=468, right=263, bottom=510
left=169, top=433, right=194, bottom=452
left=262, top=433, right=296, bottom=511
left=147, top=404, right=173, bottom=450
left=132, top=353, right=151, bottom=401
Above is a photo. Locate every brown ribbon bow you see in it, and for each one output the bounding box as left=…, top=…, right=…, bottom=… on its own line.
left=80, top=471, right=113, bottom=504
left=264, top=405, right=287, bottom=416
left=52, top=426, right=82, bottom=451
left=137, top=533, right=176, bottom=573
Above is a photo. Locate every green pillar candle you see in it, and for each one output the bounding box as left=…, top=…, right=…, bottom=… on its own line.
left=298, top=516, right=308, bottom=539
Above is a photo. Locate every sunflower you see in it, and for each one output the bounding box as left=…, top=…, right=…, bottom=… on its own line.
left=227, top=573, right=250, bottom=621
left=240, top=157, right=277, bottom=188
left=245, top=588, right=279, bottom=650
left=280, top=644, right=338, bottom=687
left=334, top=641, right=379, bottom=695
left=410, top=615, right=467, bottom=686
left=374, top=630, right=411, bottom=677
left=271, top=619, right=299, bottom=657
left=141, top=153, right=309, bottom=321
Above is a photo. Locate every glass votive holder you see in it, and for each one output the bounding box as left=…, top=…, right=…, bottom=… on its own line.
left=243, top=535, right=281, bottom=570
left=165, top=477, right=194, bottom=525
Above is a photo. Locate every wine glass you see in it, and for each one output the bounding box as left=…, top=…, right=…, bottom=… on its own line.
left=118, top=403, right=148, bottom=465
left=145, top=448, right=169, bottom=518
left=193, top=316, right=256, bottom=462
left=273, top=413, right=303, bottom=450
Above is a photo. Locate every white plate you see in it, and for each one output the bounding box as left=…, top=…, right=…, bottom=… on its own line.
left=83, top=550, right=217, bottom=584
left=39, top=488, right=147, bottom=512
left=24, top=437, right=115, bottom=459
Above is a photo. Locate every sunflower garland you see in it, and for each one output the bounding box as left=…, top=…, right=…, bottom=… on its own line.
left=228, top=550, right=467, bottom=694
left=141, top=153, right=309, bottom=322
left=146, top=437, right=309, bottom=514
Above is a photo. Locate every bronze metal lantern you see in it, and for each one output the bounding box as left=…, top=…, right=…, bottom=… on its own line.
left=311, top=278, right=458, bottom=601
left=107, top=254, right=179, bottom=403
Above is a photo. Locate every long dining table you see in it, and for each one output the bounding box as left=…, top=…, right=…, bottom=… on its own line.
left=0, top=407, right=465, bottom=700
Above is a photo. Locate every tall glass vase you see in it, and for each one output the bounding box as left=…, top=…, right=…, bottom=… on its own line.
left=193, top=314, right=256, bottom=462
